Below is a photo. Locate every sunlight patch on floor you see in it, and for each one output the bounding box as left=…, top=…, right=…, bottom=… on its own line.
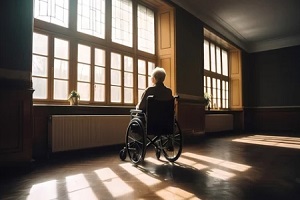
left=27, top=180, right=57, bottom=200
left=119, top=163, right=161, bottom=186
left=156, top=186, right=201, bottom=200
left=233, top=135, right=300, bottom=149
left=182, top=152, right=251, bottom=172
left=94, top=167, right=133, bottom=198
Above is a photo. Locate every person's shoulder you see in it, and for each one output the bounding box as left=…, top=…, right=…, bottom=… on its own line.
left=143, top=86, right=155, bottom=94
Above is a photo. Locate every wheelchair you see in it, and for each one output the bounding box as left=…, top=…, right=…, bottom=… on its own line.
left=119, top=95, right=182, bottom=164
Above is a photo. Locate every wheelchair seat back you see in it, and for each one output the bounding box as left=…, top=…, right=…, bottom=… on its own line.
left=146, top=96, right=174, bottom=135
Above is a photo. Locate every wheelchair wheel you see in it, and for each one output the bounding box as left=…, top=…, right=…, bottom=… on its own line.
left=161, top=119, right=182, bottom=162
left=126, top=119, right=146, bottom=164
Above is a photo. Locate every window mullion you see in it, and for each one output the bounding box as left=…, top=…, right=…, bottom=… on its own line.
left=91, top=47, right=95, bottom=103
left=48, top=35, right=54, bottom=101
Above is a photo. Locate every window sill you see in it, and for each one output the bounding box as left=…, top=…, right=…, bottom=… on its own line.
left=205, top=109, right=243, bottom=114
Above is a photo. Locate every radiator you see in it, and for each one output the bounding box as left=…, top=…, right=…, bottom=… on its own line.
left=49, top=115, right=130, bottom=152
left=205, top=114, right=233, bottom=132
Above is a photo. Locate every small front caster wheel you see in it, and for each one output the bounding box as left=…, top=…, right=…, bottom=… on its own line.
left=119, top=147, right=127, bottom=160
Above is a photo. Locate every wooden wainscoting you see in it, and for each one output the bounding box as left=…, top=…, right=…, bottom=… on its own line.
left=244, top=107, right=300, bottom=132
left=0, top=88, right=34, bottom=166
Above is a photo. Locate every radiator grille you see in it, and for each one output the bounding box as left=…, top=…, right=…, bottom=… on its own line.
left=49, top=115, right=130, bottom=152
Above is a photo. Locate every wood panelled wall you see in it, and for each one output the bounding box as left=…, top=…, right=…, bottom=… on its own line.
left=0, top=0, right=34, bottom=167
left=157, top=6, right=176, bottom=93
left=230, top=50, right=243, bottom=109
left=243, top=45, right=300, bottom=132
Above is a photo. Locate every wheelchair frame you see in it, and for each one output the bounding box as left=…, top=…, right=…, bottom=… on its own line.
left=119, top=95, right=182, bottom=164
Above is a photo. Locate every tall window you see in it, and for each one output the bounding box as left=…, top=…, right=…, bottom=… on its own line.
left=204, top=39, right=229, bottom=109
left=33, top=0, right=156, bottom=105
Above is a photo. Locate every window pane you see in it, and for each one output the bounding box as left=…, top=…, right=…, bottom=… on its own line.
left=207, top=76, right=211, bottom=89
left=148, top=62, right=155, bottom=74
left=210, top=44, right=216, bottom=72
left=138, top=59, right=146, bottom=74
left=222, top=80, right=226, bottom=109
left=138, top=59, right=146, bottom=89
left=138, top=75, right=146, bottom=89
left=217, top=79, right=221, bottom=109
left=138, top=89, right=144, bottom=102
left=204, top=40, right=210, bottom=70
left=147, top=62, right=155, bottom=86
left=78, top=63, right=91, bottom=82
left=111, top=86, right=121, bottom=102
left=78, top=82, right=90, bottom=101
left=95, top=66, right=105, bottom=83
left=32, top=77, right=47, bottom=99
left=33, top=33, right=48, bottom=55
left=32, top=55, right=48, bottom=77
left=124, top=72, right=133, bottom=87
left=111, top=52, right=121, bottom=69
left=216, top=47, right=221, bottom=74
left=95, top=48, right=105, bottom=66
left=78, top=44, right=91, bottom=63
left=77, top=0, right=105, bottom=38
left=34, top=0, right=69, bottom=28
left=54, top=59, right=68, bottom=79
left=124, top=56, right=133, bottom=72
left=54, top=38, right=69, bottom=59
left=54, top=79, right=68, bottom=100
left=94, top=84, right=105, bottom=102
left=124, top=88, right=133, bottom=103
left=111, top=69, right=121, bottom=85
left=212, top=78, right=216, bottom=108
left=222, top=50, right=228, bottom=76
left=112, top=0, right=133, bottom=47
left=138, top=4, right=155, bottom=54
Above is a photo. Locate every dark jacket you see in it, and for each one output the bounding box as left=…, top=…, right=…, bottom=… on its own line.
left=136, top=82, right=173, bottom=112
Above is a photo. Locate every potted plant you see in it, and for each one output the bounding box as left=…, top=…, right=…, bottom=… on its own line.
left=68, top=90, right=80, bottom=105
left=204, top=92, right=211, bottom=110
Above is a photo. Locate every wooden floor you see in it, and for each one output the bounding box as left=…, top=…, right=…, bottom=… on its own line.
left=1, top=132, right=300, bottom=200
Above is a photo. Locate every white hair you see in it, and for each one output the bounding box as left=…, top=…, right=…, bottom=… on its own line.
left=151, top=67, right=166, bottom=83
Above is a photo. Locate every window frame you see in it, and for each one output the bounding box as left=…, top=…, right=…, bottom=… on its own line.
left=32, top=0, right=157, bottom=106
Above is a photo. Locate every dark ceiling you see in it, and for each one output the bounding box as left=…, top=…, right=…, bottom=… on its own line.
left=170, top=0, right=300, bottom=52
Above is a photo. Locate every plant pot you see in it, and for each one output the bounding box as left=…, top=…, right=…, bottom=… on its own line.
left=69, top=97, right=79, bottom=105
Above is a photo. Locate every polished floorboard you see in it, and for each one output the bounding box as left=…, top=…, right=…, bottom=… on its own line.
left=1, top=132, right=300, bottom=200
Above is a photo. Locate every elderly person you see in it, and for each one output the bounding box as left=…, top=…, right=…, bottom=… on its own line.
left=136, top=67, right=173, bottom=112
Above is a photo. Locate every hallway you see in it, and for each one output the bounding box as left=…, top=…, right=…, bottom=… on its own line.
left=1, top=132, right=300, bottom=200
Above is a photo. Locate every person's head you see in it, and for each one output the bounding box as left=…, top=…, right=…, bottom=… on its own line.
left=151, top=67, right=166, bottom=84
